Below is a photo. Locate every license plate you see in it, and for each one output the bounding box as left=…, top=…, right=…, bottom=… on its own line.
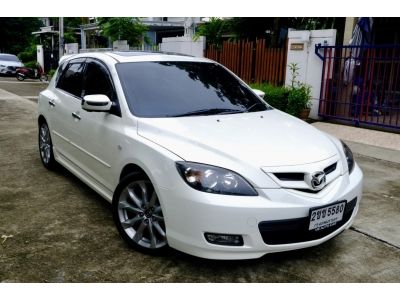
left=309, top=201, right=346, bottom=231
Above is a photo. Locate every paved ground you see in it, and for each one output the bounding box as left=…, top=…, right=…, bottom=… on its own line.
left=313, top=121, right=400, bottom=151
left=0, top=76, right=48, bottom=102
left=0, top=81, right=399, bottom=282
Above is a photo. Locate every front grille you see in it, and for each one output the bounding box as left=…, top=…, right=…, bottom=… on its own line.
left=324, top=162, right=337, bottom=175
left=274, top=162, right=337, bottom=182
left=258, top=197, right=357, bottom=245
left=6, top=66, right=16, bottom=71
left=274, top=173, right=304, bottom=181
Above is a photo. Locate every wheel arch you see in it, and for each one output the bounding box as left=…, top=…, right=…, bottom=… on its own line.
left=119, top=163, right=148, bottom=182
left=38, top=114, right=47, bottom=126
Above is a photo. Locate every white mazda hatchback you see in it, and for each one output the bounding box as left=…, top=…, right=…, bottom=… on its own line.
left=37, top=52, right=363, bottom=260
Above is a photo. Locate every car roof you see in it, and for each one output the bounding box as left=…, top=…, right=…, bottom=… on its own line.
left=59, top=51, right=212, bottom=65
left=0, top=53, right=18, bottom=58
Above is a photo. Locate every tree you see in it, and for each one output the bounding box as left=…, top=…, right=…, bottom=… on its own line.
left=194, top=17, right=230, bottom=49
left=51, top=17, right=86, bottom=44
left=0, top=18, right=42, bottom=54
left=197, top=17, right=344, bottom=48
left=228, top=18, right=275, bottom=40
left=98, top=17, right=149, bottom=47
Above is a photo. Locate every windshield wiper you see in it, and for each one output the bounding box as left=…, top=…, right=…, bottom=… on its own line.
left=170, top=108, right=244, bottom=117
left=245, top=102, right=268, bottom=112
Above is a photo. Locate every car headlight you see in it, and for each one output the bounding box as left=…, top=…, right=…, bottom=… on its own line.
left=176, top=162, right=258, bottom=196
left=341, top=141, right=355, bottom=173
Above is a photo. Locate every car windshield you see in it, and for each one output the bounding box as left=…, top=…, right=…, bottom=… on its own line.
left=0, top=54, right=19, bottom=62
left=116, top=61, right=270, bottom=117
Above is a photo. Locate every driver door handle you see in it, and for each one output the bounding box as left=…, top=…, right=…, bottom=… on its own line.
left=48, top=100, right=56, bottom=107
left=72, top=112, right=81, bottom=120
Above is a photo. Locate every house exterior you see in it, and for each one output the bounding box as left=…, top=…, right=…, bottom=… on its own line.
left=141, top=17, right=202, bottom=44
left=79, top=17, right=203, bottom=50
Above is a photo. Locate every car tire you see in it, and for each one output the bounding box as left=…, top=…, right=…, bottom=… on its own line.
left=16, top=74, right=25, bottom=81
left=40, top=74, right=48, bottom=82
left=112, top=173, right=168, bottom=255
left=38, top=121, right=58, bottom=170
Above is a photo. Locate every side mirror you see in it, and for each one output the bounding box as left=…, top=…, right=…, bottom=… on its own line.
left=82, top=94, right=112, bottom=112
left=252, top=89, right=265, bottom=99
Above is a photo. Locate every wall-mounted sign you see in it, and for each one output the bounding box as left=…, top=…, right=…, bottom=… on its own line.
left=290, top=43, right=304, bottom=51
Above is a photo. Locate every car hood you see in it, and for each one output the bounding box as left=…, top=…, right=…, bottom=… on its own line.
left=137, top=109, right=338, bottom=170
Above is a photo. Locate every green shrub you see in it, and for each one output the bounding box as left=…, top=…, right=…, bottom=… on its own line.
left=47, top=69, right=56, bottom=77
left=285, top=63, right=312, bottom=116
left=250, top=77, right=311, bottom=117
left=250, top=83, right=289, bottom=112
left=24, top=61, right=38, bottom=69
left=18, top=44, right=37, bottom=63
left=286, top=84, right=311, bottom=116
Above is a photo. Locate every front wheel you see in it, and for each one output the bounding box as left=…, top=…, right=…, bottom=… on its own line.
left=112, top=173, right=168, bottom=255
left=16, top=74, right=25, bottom=81
left=40, top=74, right=48, bottom=82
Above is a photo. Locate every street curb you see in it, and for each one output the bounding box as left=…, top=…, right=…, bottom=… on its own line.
left=312, top=121, right=400, bottom=151
left=346, top=140, right=400, bottom=164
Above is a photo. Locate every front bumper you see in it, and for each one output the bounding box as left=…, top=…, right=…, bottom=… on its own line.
left=159, top=163, right=363, bottom=260
left=0, top=66, right=17, bottom=75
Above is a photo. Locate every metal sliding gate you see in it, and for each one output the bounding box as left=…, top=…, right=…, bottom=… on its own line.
left=315, top=44, right=400, bottom=130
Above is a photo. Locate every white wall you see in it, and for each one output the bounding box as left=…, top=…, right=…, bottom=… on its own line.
left=36, top=45, right=44, bottom=71
left=113, top=40, right=129, bottom=51
left=160, top=36, right=205, bottom=57
left=285, top=29, right=336, bottom=119
left=65, top=43, right=79, bottom=54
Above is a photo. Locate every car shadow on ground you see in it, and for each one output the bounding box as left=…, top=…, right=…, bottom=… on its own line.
left=52, top=164, right=112, bottom=210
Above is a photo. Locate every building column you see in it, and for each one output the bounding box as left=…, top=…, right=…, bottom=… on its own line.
left=80, top=28, right=86, bottom=50
left=343, top=17, right=358, bottom=45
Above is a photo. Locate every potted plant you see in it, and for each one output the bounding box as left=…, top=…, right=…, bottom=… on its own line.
left=287, top=63, right=312, bottom=120
left=287, top=83, right=312, bottom=119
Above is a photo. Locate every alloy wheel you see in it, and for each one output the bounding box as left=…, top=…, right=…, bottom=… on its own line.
left=39, top=123, right=51, bottom=165
left=117, top=180, right=167, bottom=249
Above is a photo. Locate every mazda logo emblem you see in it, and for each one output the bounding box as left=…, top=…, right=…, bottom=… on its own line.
left=310, top=171, right=326, bottom=190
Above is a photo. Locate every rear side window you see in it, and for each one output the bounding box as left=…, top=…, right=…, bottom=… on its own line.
left=57, top=62, right=85, bottom=98
left=84, top=61, right=114, bottom=100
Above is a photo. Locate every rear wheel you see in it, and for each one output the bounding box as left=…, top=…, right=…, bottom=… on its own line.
left=112, top=173, right=168, bottom=255
left=38, top=121, right=57, bottom=169
left=16, top=74, right=25, bottom=81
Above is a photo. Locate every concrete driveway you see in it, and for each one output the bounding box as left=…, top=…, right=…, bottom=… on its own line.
left=0, top=76, right=48, bottom=102
left=0, top=80, right=399, bottom=282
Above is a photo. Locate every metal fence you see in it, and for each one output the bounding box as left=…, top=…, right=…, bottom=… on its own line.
left=79, top=44, right=160, bottom=54
left=43, top=49, right=59, bottom=71
left=316, top=44, right=400, bottom=130
left=205, top=39, right=287, bottom=85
